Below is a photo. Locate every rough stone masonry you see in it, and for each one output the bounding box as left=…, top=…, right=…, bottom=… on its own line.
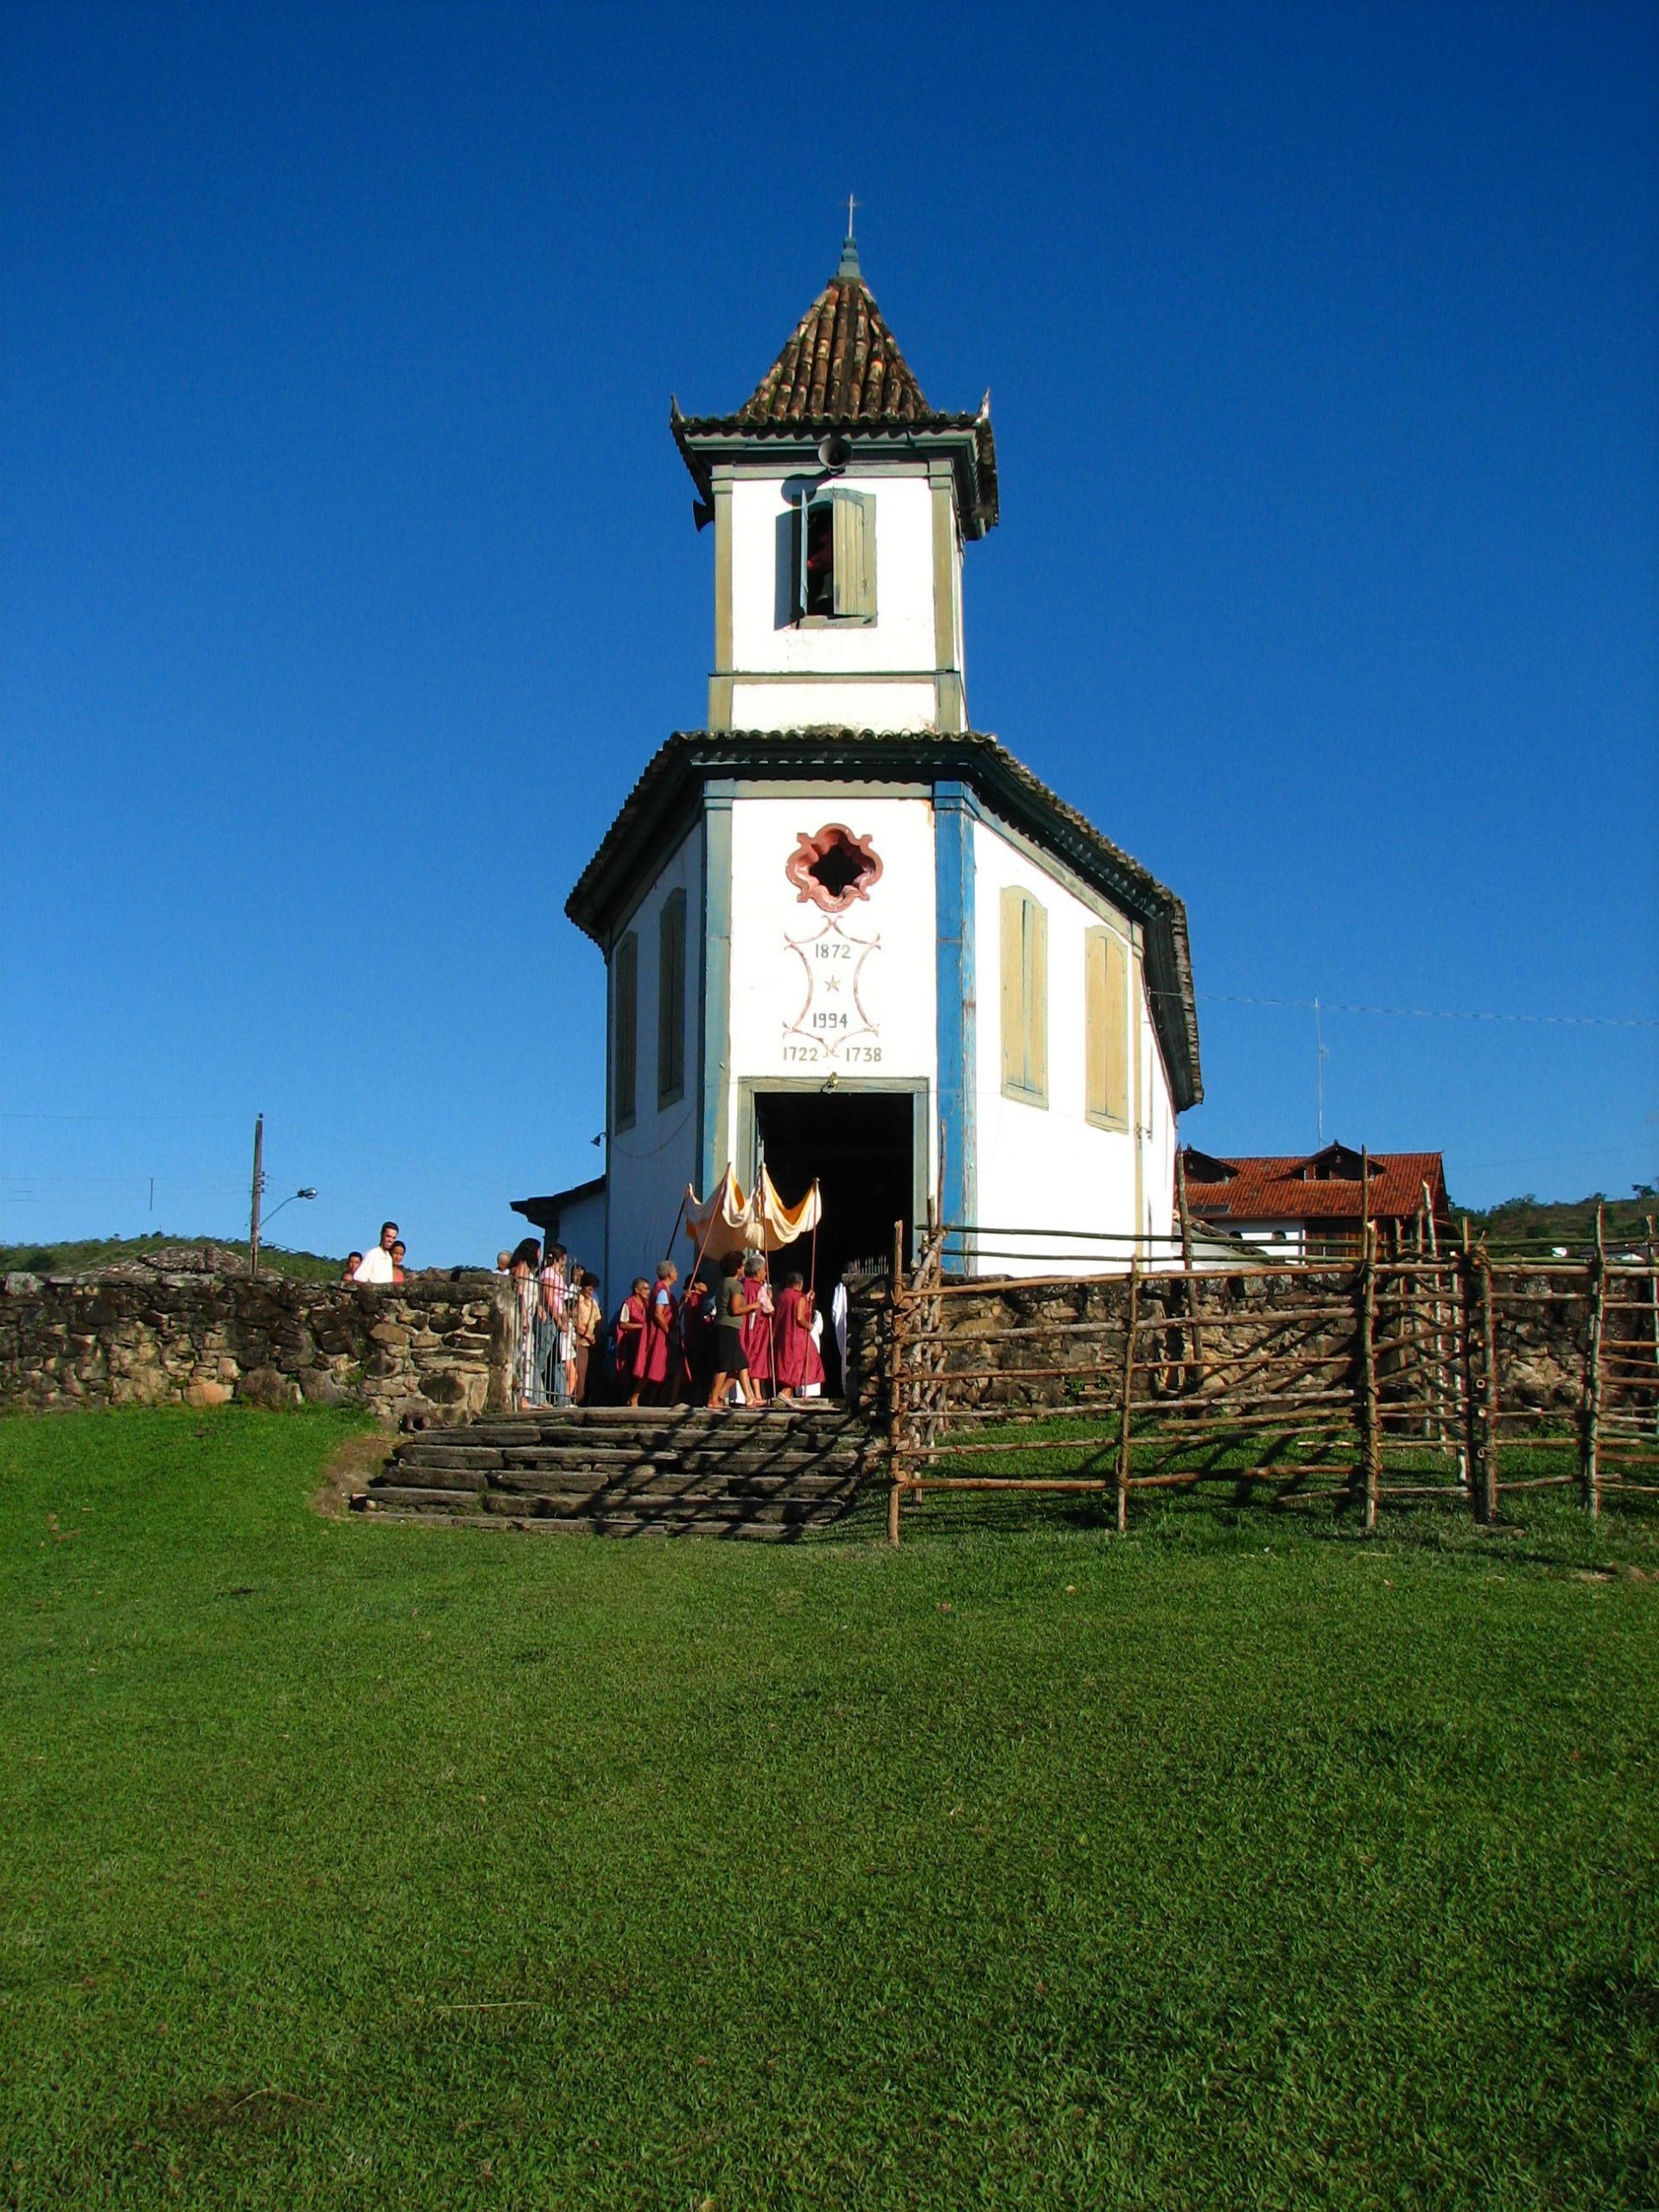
left=0, top=1267, right=511, bottom=1425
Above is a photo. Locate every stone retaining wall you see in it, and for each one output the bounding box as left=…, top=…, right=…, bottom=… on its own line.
left=0, top=1271, right=512, bottom=1426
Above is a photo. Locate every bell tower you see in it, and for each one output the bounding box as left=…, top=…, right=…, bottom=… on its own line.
left=672, top=226, right=999, bottom=735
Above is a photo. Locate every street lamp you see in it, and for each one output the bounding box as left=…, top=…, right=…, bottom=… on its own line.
left=251, top=1187, right=317, bottom=1275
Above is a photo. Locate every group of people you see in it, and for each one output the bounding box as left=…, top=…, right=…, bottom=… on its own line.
left=501, top=1239, right=603, bottom=1409
left=500, top=1238, right=827, bottom=1411
left=618, top=1249, right=825, bottom=1408
left=344, top=1223, right=409, bottom=1284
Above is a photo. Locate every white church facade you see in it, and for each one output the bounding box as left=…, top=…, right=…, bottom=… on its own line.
left=547, top=232, right=1202, bottom=1295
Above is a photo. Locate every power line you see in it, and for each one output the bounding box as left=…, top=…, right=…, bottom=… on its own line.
left=1165, top=991, right=1657, bottom=1028
left=0, top=1110, right=246, bottom=1122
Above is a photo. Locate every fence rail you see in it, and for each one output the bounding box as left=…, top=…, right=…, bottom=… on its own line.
left=880, top=1217, right=1659, bottom=1540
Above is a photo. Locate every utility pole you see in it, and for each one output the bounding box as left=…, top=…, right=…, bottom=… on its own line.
left=249, top=1114, right=264, bottom=1278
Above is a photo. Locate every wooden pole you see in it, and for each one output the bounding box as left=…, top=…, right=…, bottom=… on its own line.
left=248, top=1113, right=264, bottom=1279
left=1116, top=1261, right=1141, bottom=1535
left=1174, top=1147, right=1206, bottom=1395
left=1466, top=1249, right=1499, bottom=1523
left=1583, top=1202, right=1605, bottom=1516
left=887, top=1217, right=906, bottom=1546
left=1358, top=1221, right=1382, bottom=1531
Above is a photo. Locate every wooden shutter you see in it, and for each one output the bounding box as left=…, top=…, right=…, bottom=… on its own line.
left=1024, top=894, right=1048, bottom=1100
left=831, top=490, right=876, bottom=620
left=1086, top=927, right=1129, bottom=1128
left=1001, top=887, right=1048, bottom=1103
left=657, top=892, right=686, bottom=1107
left=613, top=931, right=638, bottom=1128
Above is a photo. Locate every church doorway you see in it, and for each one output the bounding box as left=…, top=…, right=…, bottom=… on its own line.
left=748, top=1084, right=923, bottom=1395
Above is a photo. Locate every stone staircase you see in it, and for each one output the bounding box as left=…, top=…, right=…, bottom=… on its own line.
left=353, top=1402, right=880, bottom=1539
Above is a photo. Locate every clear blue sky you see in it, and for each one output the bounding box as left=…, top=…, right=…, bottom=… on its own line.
left=4, top=1, right=1655, bottom=1266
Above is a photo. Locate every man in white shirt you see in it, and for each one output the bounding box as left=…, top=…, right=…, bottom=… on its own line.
left=353, top=1222, right=398, bottom=1285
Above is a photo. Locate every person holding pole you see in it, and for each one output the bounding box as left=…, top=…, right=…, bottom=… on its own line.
left=708, top=1250, right=755, bottom=1408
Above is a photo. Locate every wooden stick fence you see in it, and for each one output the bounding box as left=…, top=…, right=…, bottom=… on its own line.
left=878, top=1224, right=1659, bottom=1542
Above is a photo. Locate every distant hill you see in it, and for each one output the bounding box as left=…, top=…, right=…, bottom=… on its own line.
left=0, top=1233, right=346, bottom=1283
left=1452, top=1187, right=1657, bottom=1256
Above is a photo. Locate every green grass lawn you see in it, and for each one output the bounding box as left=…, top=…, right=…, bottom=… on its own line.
left=3, top=1409, right=1656, bottom=2209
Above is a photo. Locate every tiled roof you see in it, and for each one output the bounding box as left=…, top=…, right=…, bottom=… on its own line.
left=671, top=258, right=1000, bottom=535
left=564, top=728, right=1202, bottom=1112
left=740, top=273, right=931, bottom=423
left=1181, top=1147, right=1449, bottom=1223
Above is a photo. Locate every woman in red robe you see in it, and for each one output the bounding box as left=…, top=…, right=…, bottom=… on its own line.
left=740, top=1252, right=775, bottom=1399
left=637, top=1260, right=679, bottom=1403
left=773, top=1272, right=824, bottom=1400
left=615, top=1278, right=649, bottom=1407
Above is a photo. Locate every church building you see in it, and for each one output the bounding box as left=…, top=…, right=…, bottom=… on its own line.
left=548, top=230, right=1202, bottom=1294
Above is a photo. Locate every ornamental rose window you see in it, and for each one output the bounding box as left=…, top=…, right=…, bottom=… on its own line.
left=785, top=825, right=884, bottom=913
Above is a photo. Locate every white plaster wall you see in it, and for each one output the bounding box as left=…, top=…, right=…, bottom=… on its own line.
left=970, top=819, right=1173, bottom=1275
left=730, top=679, right=938, bottom=734
left=725, top=792, right=938, bottom=1185
left=556, top=1186, right=609, bottom=1299
left=605, top=827, right=702, bottom=1294
left=1140, top=971, right=1179, bottom=1253
left=729, top=473, right=938, bottom=677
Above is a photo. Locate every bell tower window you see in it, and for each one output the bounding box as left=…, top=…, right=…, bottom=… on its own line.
left=792, top=488, right=877, bottom=624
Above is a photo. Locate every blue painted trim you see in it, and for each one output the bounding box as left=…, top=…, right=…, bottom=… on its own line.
left=933, top=780, right=979, bottom=1267
left=697, top=783, right=736, bottom=1198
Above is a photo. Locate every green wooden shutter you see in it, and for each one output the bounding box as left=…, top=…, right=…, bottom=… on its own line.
left=1001, top=887, right=1048, bottom=1103
left=1085, top=927, right=1128, bottom=1128
left=1103, top=930, right=1128, bottom=1126
left=1000, top=887, right=1022, bottom=1093
left=1084, top=930, right=1108, bottom=1121
left=657, top=892, right=686, bottom=1108
left=1025, top=894, right=1048, bottom=1102
left=831, top=490, right=876, bottom=620
left=613, top=931, right=638, bottom=1129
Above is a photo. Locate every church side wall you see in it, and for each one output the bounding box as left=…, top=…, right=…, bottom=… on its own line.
left=725, top=793, right=938, bottom=1189
left=970, top=819, right=1164, bottom=1273
left=728, top=473, right=938, bottom=683
left=605, top=828, right=702, bottom=1294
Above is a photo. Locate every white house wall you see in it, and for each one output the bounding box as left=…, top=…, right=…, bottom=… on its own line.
left=725, top=793, right=938, bottom=1188
left=605, top=826, right=702, bottom=1294
left=969, top=818, right=1177, bottom=1274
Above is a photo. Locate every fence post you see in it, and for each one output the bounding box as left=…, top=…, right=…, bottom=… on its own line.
left=886, top=1217, right=906, bottom=1546
left=1582, top=1204, right=1605, bottom=1517
left=1116, top=1261, right=1141, bottom=1535
left=1463, top=1249, right=1499, bottom=1524
left=1357, top=1228, right=1382, bottom=1532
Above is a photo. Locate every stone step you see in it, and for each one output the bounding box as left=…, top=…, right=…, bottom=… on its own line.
left=455, top=1424, right=871, bottom=1459
left=480, top=1464, right=859, bottom=1497
left=353, top=1509, right=844, bottom=1541
left=390, top=1443, right=871, bottom=1478
left=357, top=1407, right=877, bottom=1537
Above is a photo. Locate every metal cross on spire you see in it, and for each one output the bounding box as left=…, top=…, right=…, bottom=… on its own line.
left=838, top=194, right=862, bottom=278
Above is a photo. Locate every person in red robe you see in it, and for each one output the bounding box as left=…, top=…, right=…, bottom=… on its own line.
left=740, top=1252, right=775, bottom=1399
left=773, top=1272, right=824, bottom=1400
left=637, top=1260, right=679, bottom=1403
left=615, top=1278, right=649, bottom=1407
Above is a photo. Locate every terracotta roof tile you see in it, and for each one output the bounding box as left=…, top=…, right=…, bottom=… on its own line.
left=740, top=275, right=931, bottom=423
left=671, top=258, right=1001, bottom=535
left=1182, top=1147, right=1448, bottom=1223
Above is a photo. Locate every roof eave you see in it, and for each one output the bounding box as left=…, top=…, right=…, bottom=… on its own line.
left=670, top=404, right=999, bottom=537
left=565, top=728, right=1199, bottom=1110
